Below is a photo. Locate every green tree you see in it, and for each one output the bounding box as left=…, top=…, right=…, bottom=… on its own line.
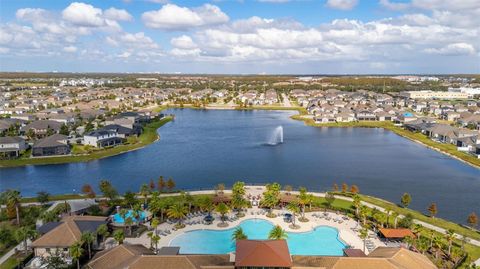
left=167, top=203, right=188, bottom=225
left=69, top=241, right=84, bottom=269
left=96, top=224, right=109, bottom=244
left=268, top=225, right=288, bottom=240
left=353, top=194, right=361, bottom=217
left=81, top=232, right=95, bottom=259
left=445, top=229, right=455, bottom=256
left=5, top=190, right=22, bottom=225
left=324, top=192, right=335, bottom=210
left=298, top=187, right=310, bottom=220
left=41, top=210, right=59, bottom=223
left=36, top=191, right=50, bottom=206
left=232, top=227, right=247, bottom=241
left=286, top=201, right=300, bottom=228
left=262, top=183, right=281, bottom=216
left=113, top=229, right=125, bottom=245
left=401, top=193, right=411, bottom=208
left=359, top=227, right=368, bottom=253
left=123, top=191, right=137, bottom=208
left=15, top=226, right=37, bottom=255
left=140, top=184, right=150, bottom=206
left=215, top=203, right=230, bottom=224
left=391, top=211, right=400, bottom=228
left=99, top=180, right=117, bottom=200
left=197, top=196, right=214, bottom=215
left=59, top=124, right=69, bottom=135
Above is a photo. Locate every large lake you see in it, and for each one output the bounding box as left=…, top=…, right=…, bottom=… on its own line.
left=0, top=109, right=479, bottom=223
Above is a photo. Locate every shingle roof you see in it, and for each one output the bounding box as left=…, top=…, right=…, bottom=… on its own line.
left=32, top=134, right=68, bottom=148
left=31, top=216, right=107, bottom=248
left=0, top=136, right=24, bottom=144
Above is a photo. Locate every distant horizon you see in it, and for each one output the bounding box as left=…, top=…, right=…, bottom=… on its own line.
left=0, top=71, right=478, bottom=77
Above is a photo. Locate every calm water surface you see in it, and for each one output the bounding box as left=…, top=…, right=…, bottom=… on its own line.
left=170, top=219, right=346, bottom=255
left=0, top=109, right=479, bottom=223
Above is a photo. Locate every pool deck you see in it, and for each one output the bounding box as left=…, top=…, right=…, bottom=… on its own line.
left=124, top=201, right=386, bottom=255
left=115, top=186, right=389, bottom=255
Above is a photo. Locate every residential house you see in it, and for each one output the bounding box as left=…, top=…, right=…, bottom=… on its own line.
left=84, top=130, right=124, bottom=148
left=32, top=134, right=70, bottom=157
left=0, top=136, right=27, bottom=158
left=21, top=120, right=63, bottom=138
left=32, top=216, right=108, bottom=261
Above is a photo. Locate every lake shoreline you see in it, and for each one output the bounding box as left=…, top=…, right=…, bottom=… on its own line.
left=0, top=116, right=173, bottom=168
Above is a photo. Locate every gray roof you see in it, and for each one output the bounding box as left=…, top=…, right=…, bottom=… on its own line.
left=0, top=136, right=24, bottom=144
left=22, top=120, right=62, bottom=131
left=33, top=134, right=68, bottom=148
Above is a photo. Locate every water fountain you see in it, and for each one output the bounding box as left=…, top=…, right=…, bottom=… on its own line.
left=267, top=126, right=284, bottom=145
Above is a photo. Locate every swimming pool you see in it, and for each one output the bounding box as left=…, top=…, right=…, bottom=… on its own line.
left=112, top=210, right=146, bottom=224
left=169, top=219, right=346, bottom=255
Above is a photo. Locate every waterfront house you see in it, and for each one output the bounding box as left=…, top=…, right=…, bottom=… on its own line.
left=355, top=110, right=376, bottom=121
left=21, top=120, right=63, bottom=138
left=32, top=134, right=70, bottom=157
left=84, top=130, right=124, bottom=148
left=101, top=124, right=141, bottom=138
left=0, top=136, right=27, bottom=159
left=32, top=216, right=108, bottom=261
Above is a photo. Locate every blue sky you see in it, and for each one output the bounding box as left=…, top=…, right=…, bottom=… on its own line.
left=0, top=0, right=479, bottom=74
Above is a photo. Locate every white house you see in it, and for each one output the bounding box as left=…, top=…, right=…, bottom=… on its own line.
left=83, top=130, right=123, bottom=148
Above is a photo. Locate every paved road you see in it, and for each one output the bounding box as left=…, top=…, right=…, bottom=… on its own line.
left=282, top=93, right=292, bottom=107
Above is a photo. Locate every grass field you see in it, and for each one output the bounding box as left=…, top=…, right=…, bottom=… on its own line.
left=0, top=117, right=172, bottom=167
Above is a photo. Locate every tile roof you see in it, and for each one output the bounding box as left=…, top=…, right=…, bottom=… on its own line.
left=235, top=240, right=292, bottom=267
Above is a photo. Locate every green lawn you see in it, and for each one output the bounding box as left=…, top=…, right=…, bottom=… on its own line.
left=0, top=117, right=172, bottom=167
left=356, top=194, right=480, bottom=242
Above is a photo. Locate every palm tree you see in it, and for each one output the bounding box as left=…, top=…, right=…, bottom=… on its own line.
left=113, top=229, right=125, bottom=245
left=231, top=196, right=247, bottom=216
left=353, top=194, right=361, bottom=217
left=151, top=234, right=160, bottom=253
left=445, top=229, right=455, bottom=256
left=119, top=209, right=128, bottom=233
left=81, top=232, right=95, bottom=259
left=15, top=226, right=37, bottom=255
left=125, top=217, right=134, bottom=236
left=198, top=196, right=214, bottom=215
left=96, top=224, right=109, bottom=245
left=298, top=187, right=310, bottom=220
left=359, top=206, right=368, bottom=226
left=140, top=184, right=150, bottom=206
left=391, top=211, right=399, bottom=228
left=432, top=236, right=444, bottom=260
left=286, top=201, right=300, bottom=228
left=6, top=190, right=21, bottom=225
left=69, top=241, right=83, bottom=269
left=215, top=203, right=230, bottom=224
left=232, top=227, right=247, bottom=241
left=268, top=225, right=288, bottom=240
left=167, top=203, right=188, bottom=226
left=151, top=218, right=160, bottom=236
left=359, top=227, right=368, bottom=253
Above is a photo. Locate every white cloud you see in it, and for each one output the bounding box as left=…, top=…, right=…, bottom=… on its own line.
left=170, top=35, right=197, bottom=49
left=63, top=46, right=78, bottom=53
left=379, top=0, right=410, bottom=11
left=425, top=43, right=476, bottom=56
left=326, top=0, right=359, bottom=10
left=141, top=3, right=229, bottom=30
left=104, top=8, right=133, bottom=21
left=62, top=2, right=105, bottom=27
